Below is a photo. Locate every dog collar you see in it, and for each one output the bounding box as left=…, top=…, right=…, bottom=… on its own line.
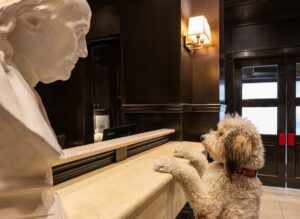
left=237, top=168, right=257, bottom=178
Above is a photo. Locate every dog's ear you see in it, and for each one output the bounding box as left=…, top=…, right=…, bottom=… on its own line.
left=225, top=131, right=252, bottom=180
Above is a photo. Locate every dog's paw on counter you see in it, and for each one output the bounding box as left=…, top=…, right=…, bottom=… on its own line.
left=154, top=157, right=175, bottom=174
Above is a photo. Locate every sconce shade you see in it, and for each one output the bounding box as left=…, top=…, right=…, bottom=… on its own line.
left=187, top=16, right=211, bottom=45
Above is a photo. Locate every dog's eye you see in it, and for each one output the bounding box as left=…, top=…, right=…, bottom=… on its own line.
left=219, top=132, right=223, bottom=136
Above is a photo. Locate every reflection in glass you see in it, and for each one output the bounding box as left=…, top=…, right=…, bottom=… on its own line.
left=242, top=65, right=278, bottom=100
left=296, top=107, right=300, bottom=135
left=242, top=107, right=277, bottom=135
left=296, top=63, right=300, bottom=98
left=220, top=83, right=225, bottom=102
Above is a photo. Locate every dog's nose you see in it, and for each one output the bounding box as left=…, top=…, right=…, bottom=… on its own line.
left=200, top=135, right=205, bottom=142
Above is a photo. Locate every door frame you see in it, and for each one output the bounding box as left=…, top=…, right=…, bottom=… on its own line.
left=233, top=57, right=286, bottom=187
left=285, top=55, right=300, bottom=189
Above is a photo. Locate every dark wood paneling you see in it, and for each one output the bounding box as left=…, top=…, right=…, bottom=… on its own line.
left=121, top=0, right=222, bottom=142
left=123, top=104, right=225, bottom=141
left=225, top=0, right=269, bottom=8
left=36, top=58, right=91, bottom=148
left=192, top=53, right=220, bottom=103
left=225, top=0, right=300, bottom=54
left=259, top=146, right=285, bottom=187
left=121, top=0, right=181, bottom=104
left=125, top=112, right=222, bottom=142
left=180, top=47, right=193, bottom=103
left=259, top=144, right=279, bottom=176
left=46, top=110, right=86, bottom=147
left=123, top=104, right=225, bottom=113
left=37, top=59, right=86, bottom=110
left=182, top=113, right=220, bottom=141
left=242, top=99, right=278, bottom=107
left=91, top=37, right=121, bottom=127
left=225, top=0, right=300, bottom=24
left=191, top=0, right=220, bottom=104
left=231, top=20, right=300, bottom=53
left=232, top=47, right=300, bottom=59
left=224, top=54, right=234, bottom=113
left=287, top=144, right=300, bottom=186
left=297, top=146, right=300, bottom=177
left=124, top=113, right=183, bottom=140
left=87, top=0, right=120, bottom=39
left=180, top=0, right=193, bottom=103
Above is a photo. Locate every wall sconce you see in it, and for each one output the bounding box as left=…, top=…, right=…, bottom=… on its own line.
left=184, top=15, right=211, bottom=51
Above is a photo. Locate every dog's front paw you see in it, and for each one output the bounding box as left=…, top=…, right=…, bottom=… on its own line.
left=173, top=146, right=189, bottom=158
left=154, top=157, right=174, bottom=174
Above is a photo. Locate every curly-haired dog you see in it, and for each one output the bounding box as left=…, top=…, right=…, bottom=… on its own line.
left=154, top=115, right=265, bottom=219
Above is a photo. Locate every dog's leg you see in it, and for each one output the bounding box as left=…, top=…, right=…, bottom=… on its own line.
left=173, top=147, right=208, bottom=177
left=154, top=157, right=218, bottom=219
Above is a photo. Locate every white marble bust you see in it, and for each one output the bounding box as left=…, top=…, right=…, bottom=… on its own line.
left=0, top=0, right=91, bottom=218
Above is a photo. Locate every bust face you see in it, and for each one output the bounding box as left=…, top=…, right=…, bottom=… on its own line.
left=8, top=0, right=91, bottom=84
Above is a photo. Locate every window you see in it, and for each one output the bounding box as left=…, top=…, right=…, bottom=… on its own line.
left=242, top=65, right=278, bottom=99
left=243, top=82, right=277, bottom=99
left=241, top=65, right=278, bottom=135
left=242, top=107, right=277, bottom=135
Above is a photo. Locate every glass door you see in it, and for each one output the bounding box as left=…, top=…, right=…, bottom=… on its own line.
left=234, top=58, right=286, bottom=187
left=286, top=56, right=300, bottom=189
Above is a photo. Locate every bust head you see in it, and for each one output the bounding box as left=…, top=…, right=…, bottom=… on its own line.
left=0, top=0, right=91, bottom=87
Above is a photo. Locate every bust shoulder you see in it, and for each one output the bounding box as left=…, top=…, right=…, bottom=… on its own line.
left=0, top=62, right=63, bottom=154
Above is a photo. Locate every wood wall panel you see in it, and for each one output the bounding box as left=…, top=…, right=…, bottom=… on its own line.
left=36, top=58, right=91, bottom=148
left=191, top=0, right=220, bottom=104
left=231, top=20, right=300, bottom=53
left=180, top=46, right=193, bottom=103
left=121, top=0, right=181, bottom=104
left=87, top=0, right=120, bottom=39
left=121, top=0, right=222, bottom=141
left=123, top=104, right=225, bottom=141
left=225, top=0, right=300, bottom=54
left=297, top=146, right=300, bottom=177
left=180, top=0, right=193, bottom=103
left=46, top=110, right=86, bottom=148
left=182, top=113, right=220, bottom=141
left=259, top=144, right=278, bottom=176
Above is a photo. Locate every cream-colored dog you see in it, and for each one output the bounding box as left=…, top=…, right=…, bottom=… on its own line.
left=154, top=115, right=265, bottom=219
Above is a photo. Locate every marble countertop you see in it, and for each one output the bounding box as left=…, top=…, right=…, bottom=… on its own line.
left=53, top=141, right=204, bottom=219
left=56, top=129, right=175, bottom=166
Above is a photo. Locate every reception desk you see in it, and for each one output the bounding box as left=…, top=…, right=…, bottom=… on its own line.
left=52, top=130, right=204, bottom=218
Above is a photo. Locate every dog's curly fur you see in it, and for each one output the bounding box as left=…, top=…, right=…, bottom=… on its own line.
left=154, top=114, right=265, bottom=219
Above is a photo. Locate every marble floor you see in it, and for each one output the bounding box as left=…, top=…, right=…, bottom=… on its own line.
left=261, top=186, right=300, bottom=219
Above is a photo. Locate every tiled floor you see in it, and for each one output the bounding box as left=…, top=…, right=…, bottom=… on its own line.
left=261, top=186, right=300, bottom=219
